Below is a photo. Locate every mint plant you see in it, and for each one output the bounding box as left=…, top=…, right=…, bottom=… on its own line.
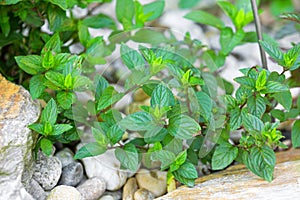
left=1, top=0, right=299, bottom=188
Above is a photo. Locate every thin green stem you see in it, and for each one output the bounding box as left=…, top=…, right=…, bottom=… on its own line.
left=250, top=0, right=268, bottom=69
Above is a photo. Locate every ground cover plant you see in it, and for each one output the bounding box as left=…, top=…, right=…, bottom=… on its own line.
left=1, top=0, right=299, bottom=189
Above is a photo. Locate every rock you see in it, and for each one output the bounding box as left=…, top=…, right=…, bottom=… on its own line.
left=47, top=185, right=81, bottom=200
left=98, top=195, right=114, bottom=200
left=33, top=151, right=62, bottom=190
left=156, top=149, right=300, bottom=200
left=102, top=190, right=122, bottom=200
left=59, top=161, right=84, bottom=186
left=133, top=88, right=149, bottom=102
left=0, top=74, right=40, bottom=200
left=134, top=188, right=155, bottom=200
left=135, top=169, right=167, bottom=197
left=77, top=177, right=106, bottom=200
left=122, top=177, right=138, bottom=200
left=79, top=147, right=128, bottom=191
left=55, top=148, right=75, bottom=168
left=26, top=179, right=47, bottom=200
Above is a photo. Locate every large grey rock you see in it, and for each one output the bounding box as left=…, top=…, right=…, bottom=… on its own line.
left=156, top=149, right=300, bottom=200
left=0, top=74, right=40, bottom=200
left=76, top=177, right=106, bottom=200
left=33, top=151, right=62, bottom=190
left=59, top=161, right=83, bottom=186
left=47, top=185, right=81, bottom=200
left=78, top=146, right=128, bottom=191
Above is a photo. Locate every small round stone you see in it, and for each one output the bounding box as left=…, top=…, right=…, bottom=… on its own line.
left=47, top=185, right=81, bottom=200
left=59, top=161, right=84, bottom=186
left=76, top=177, right=106, bottom=200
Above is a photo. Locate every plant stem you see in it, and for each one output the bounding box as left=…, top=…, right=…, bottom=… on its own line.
left=250, top=0, right=268, bottom=69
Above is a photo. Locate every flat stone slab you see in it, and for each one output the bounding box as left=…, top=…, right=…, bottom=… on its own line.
left=156, top=149, right=300, bottom=200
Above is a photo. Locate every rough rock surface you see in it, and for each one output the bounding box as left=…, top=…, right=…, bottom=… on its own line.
left=134, top=188, right=155, bottom=200
left=33, top=151, right=62, bottom=190
left=0, top=74, right=40, bottom=200
left=76, top=176, right=106, bottom=200
left=46, top=185, right=81, bottom=200
left=156, top=149, right=300, bottom=200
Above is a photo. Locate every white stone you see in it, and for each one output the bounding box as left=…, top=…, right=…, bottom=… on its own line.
left=76, top=177, right=106, bottom=200
left=47, top=185, right=81, bottom=200
left=78, top=147, right=128, bottom=191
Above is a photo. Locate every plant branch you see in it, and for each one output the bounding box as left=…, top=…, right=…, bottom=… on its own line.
left=250, top=0, right=268, bottom=69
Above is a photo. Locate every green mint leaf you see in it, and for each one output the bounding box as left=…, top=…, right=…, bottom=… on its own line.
left=73, top=76, right=92, bottom=91
left=85, top=36, right=110, bottom=65
left=270, top=109, right=286, bottom=121
left=28, top=123, right=44, bottom=135
left=262, top=81, right=288, bottom=94
left=174, top=150, right=187, bottom=167
left=150, top=84, right=175, bottom=108
left=121, top=43, right=145, bottom=70
left=242, top=111, right=264, bottom=132
left=175, top=162, right=198, bottom=179
left=220, top=28, right=245, bottom=55
left=116, top=0, right=134, bottom=30
left=92, top=127, right=108, bottom=146
left=247, top=95, right=266, bottom=118
left=212, top=144, right=238, bottom=170
left=15, top=55, right=43, bottom=75
left=243, top=146, right=276, bottom=182
left=45, top=71, right=65, bottom=89
left=179, top=0, right=200, bottom=9
left=82, top=13, right=116, bottom=30
left=52, top=124, right=73, bottom=136
left=151, top=150, right=176, bottom=170
left=42, top=51, right=54, bottom=69
left=172, top=162, right=197, bottom=187
left=29, top=75, right=46, bottom=99
left=234, top=76, right=255, bottom=89
left=229, top=107, right=243, bottom=131
left=74, top=142, right=107, bottom=159
left=184, top=10, right=225, bottom=30
left=143, top=0, right=165, bottom=21
left=56, top=91, right=75, bottom=109
left=284, top=44, right=300, bottom=70
left=292, top=120, right=300, bottom=148
left=94, top=75, right=109, bottom=102
left=217, top=1, right=237, bottom=20
left=78, top=22, right=90, bottom=47
left=168, top=115, right=201, bottom=140
left=40, top=138, right=53, bottom=156
left=119, top=112, right=154, bottom=131
left=272, top=91, right=292, bottom=111
left=115, top=143, right=139, bottom=172
left=97, top=86, right=124, bottom=111
left=41, top=98, right=57, bottom=125
left=42, top=33, right=61, bottom=54
left=107, top=124, right=124, bottom=145
left=196, top=91, right=213, bottom=120
left=144, top=126, right=168, bottom=143
left=255, top=70, right=267, bottom=91
left=259, top=40, right=284, bottom=64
